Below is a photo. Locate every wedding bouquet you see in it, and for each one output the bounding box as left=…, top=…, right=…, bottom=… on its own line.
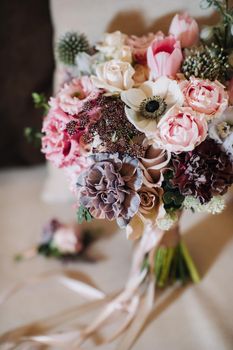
left=40, top=0, right=233, bottom=283
left=4, top=0, right=233, bottom=348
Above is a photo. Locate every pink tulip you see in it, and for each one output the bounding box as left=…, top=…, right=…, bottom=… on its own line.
left=147, top=36, right=183, bottom=80
left=169, top=12, right=199, bottom=48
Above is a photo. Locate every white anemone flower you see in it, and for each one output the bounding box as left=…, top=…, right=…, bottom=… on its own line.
left=121, top=76, right=184, bottom=138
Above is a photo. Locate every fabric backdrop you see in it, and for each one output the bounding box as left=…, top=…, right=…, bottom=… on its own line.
left=0, top=0, right=54, bottom=167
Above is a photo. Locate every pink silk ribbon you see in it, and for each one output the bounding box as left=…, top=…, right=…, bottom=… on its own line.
left=0, top=228, right=165, bottom=349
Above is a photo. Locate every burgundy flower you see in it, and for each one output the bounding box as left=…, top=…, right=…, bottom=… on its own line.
left=76, top=153, right=142, bottom=227
left=171, top=139, right=233, bottom=203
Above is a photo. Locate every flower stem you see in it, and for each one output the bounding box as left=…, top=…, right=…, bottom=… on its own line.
left=157, top=247, right=175, bottom=287
left=180, top=240, right=201, bottom=284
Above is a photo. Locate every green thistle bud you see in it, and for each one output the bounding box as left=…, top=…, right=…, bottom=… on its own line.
left=57, top=31, right=90, bottom=66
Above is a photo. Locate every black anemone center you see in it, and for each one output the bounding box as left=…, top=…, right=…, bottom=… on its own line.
left=145, top=100, right=160, bottom=113
left=139, top=96, right=167, bottom=120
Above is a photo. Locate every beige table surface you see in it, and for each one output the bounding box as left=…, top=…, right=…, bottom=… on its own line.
left=0, top=165, right=233, bottom=349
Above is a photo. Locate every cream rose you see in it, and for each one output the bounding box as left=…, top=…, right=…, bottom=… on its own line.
left=157, top=106, right=208, bottom=153
left=182, top=77, right=228, bottom=119
left=96, top=31, right=127, bottom=57
left=92, top=60, right=135, bottom=92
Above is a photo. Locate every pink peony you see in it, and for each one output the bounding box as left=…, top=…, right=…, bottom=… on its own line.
left=181, top=77, right=228, bottom=119
left=169, top=13, right=199, bottom=48
left=228, top=78, right=233, bottom=105
left=126, top=32, right=161, bottom=65
left=41, top=107, right=86, bottom=168
left=157, top=106, right=208, bottom=153
left=53, top=76, right=100, bottom=116
left=147, top=36, right=183, bottom=80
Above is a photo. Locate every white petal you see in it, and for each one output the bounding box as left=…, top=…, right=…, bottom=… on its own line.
left=166, top=79, right=184, bottom=107
left=140, top=81, right=156, bottom=97
left=91, top=76, right=122, bottom=92
left=125, top=107, right=157, bottom=137
left=150, top=77, right=170, bottom=98
left=121, top=88, right=146, bottom=111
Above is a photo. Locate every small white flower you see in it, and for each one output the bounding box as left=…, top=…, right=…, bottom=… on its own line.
left=121, top=76, right=184, bottom=137
left=156, top=212, right=178, bottom=231
left=183, top=196, right=203, bottom=212
left=205, top=196, right=225, bottom=214
left=183, top=195, right=225, bottom=214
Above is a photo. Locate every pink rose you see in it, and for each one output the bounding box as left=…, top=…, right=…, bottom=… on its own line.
left=41, top=107, right=86, bottom=168
left=157, top=106, right=208, bottom=153
left=126, top=32, right=162, bottom=64
left=228, top=78, right=233, bottom=105
left=169, top=13, right=199, bottom=48
left=53, top=76, right=100, bottom=116
left=182, top=77, right=228, bottom=119
left=147, top=36, right=183, bottom=80
left=52, top=225, right=82, bottom=254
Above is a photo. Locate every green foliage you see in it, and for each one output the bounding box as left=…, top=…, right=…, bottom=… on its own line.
left=37, top=243, right=62, bottom=258
left=162, top=171, right=185, bottom=213
left=24, top=127, right=43, bottom=148
left=200, top=0, right=233, bottom=53
left=32, top=92, right=49, bottom=113
left=77, top=205, right=93, bottom=224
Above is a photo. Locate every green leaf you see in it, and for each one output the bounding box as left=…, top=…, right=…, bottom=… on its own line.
left=32, top=92, right=49, bottom=113
left=77, top=205, right=93, bottom=224
left=163, top=191, right=174, bottom=205
left=24, top=127, right=43, bottom=148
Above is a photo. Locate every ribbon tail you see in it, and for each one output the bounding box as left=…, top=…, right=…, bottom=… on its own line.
left=117, top=274, right=156, bottom=350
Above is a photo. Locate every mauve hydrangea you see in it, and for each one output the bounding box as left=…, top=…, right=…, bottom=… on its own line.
left=76, top=153, right=143, bottom=228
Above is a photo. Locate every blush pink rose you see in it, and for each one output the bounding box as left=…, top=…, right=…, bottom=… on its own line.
left=228, top=78, right=233, bottom=105
left=52, top=76, right=100, bottom=116
left=52, top=225, right=83, bottom=254
left=157, top=106, right=208, bottom=153
left=181, top=77, right=228, bottom=119
left=147, top=36, right=183, bottom=80
left=126, top=32, right=163, bottom=65
left=169, top=12, right=199, bottom=48
left=41, top=107, right=86, bottom=168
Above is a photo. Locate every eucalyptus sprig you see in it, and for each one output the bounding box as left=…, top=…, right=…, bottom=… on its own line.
left=24, top=127, right=43, bottom=148
left=200, top=0, right=233, bottom=51
left=32, top=92, right=49, bottom=114
left=77, top=205, right=93, bottom=224
left=201, top=0, right=232, bottom=24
